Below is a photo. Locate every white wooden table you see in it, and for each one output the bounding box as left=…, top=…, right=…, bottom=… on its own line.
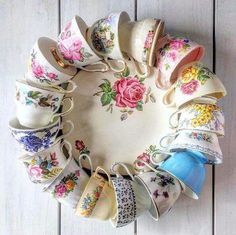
left=0, top=0, right=235, bottom=234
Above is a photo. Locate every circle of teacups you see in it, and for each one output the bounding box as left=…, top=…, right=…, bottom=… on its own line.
left=120, top=18, right=164, bottom=77
left=134, top=160, right=181, bottom=220
left=155, top=35, right=204, bottom=89
left=9, top=117, right=74, bottom=154
left=15, top=80, right=74, bottom=128
left=110, top=162, right=152, bottom=227
left=57, top=15, right=109, bottom=72
left=76, top=166, right=116, bottom=220
left=158, top=150, right=207, bottom=199
left=44, top=154, right=93, bottom=208
left=162, top=62, right=227, bottom=108
left=169, top=103, right=224, bottom=136
left=87, top=11, right=130, bottom=72
left=27, top=37, right=77, bottom=91
left=19, top=140, right=72, bottom=185
left=160, top=130, right=223, bottom=164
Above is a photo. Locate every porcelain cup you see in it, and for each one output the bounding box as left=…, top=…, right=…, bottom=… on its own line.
left=169, top=103, right=224, bottom=136
left=15, top=80, right=74, bottom=128
left=162, top=62, right=227, bottom=108
left=110, top=162, right=152, bottom=227
left=9, top=117, right=74, bottom=154
left=44, top=154, right=93, bottom=208
left=156, top=35, right=204, bottom=89
left=57, top=15, right=109, bottom=72
left=76, top=166, right=116, bottom=220
left=87, top=11, right=130, bottom=72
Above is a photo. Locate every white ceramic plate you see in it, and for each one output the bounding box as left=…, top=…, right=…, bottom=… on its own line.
left=62, top=61, right=175, bottom=174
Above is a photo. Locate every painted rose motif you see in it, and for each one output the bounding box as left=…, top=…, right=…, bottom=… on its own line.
left=180, top=79, right=199, bottom=95
left=142, top=30, right=155, bottom=62
left=75, top=140, right=90, bottom=155
left=29, top=165, right=43, bottom=178
left=93, top=67, right=156, bottom=121
left=136, top=153, right=150, bottom=167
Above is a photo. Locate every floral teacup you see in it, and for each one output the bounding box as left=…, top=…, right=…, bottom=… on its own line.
left=76, top=167, right=116, bottom=220
left=162, top=62, right=227, bottom=108
left=57, top=15, right=109, bottom=72
left=19, top=140, right=72, bottom=185
left=110, top=162, right=152, bottom=227
left=9, top=117, right=74, bottom=154
left=87, top=11, right=130, bottom=72
left=27, top=37, right=77, bottom=93
left=120, top=18, right=164, bottom=77
left=155, top=35, right=204, bottom=89
left=135, top=168, right=181, bottom=220
left=44, top=154, right=93, bottom=208
left=15, top=80, right=74, bottom=128
left=169, top=103, right=224, bottom=136
left=160, top=130, right=223, bottom=164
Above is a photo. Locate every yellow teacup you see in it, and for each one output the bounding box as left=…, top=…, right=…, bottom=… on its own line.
left=75, top=167, right=116, bottom=220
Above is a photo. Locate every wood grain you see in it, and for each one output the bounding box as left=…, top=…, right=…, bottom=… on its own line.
left=0, top=1, right=59, bottom=235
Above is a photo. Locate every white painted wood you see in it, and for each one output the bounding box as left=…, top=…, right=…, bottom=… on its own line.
left=137, top=1, right=213, bottom=234
left=0, top=1, right=59, bottom=235
left=215, top=1, right=236, bottom=234
left=60, top=1, right=135, bottom=234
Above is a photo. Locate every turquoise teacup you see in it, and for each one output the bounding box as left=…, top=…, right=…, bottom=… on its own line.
left=158, top=150, right=207, bottom=199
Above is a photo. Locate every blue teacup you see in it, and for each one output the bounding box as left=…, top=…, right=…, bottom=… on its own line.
left=9, top=117, right=74, bottom=154
left=158, top=150, right=207, bottom=199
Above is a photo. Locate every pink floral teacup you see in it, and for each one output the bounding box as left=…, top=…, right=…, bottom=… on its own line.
left=57, top=16, right=109, bottom=72
left=27, top=37, right=77, bottom=92
left=15, top=80, right=74, bottom=128
left=87, top=11, right=130, bottom=72
left=44, top=154, right=93, bottom=208
left=120, top=18, right=164, bottom=77
left=19, top=140, right=72, bottom=185
left=156, top=35, right=204, bottom=89
left=162, top=62, right=227, bottom=108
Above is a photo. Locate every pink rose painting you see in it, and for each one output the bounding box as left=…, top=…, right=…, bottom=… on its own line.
left=93, top=68, right=156, bottom=121
left=29, top=165, right=43, bottom=178
left=55, top=183, right=67, bottom=198
left=137, top=153, right=151, bottom=167
left=180, top=79, right=199, bottom=95
left=32, top=60, right=44, bottom=78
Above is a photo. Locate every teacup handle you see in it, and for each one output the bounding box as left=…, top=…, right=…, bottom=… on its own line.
left=159, top=132, right=179, bottom=149
left=162, top=84, right=176, bottom=107
left=110, top=162, right=134, bottom=181
left=135, top=159, right=160, bottom=173
left=129, top=56, right=150, bottom=78
left=79, top=61, right=109, bottom=72
left=41, top=80, right=77, bottom=94
left=169, top=105, right=187, bottom=129
left=94, top=166, right=112, bottom=187
left=55, top=120, right=74, bottom=143
left=60, top=140, right=72, bottom=158
left=51, top=97, right=74, bottom=121
left=78, top=154, right=93, bottom=175
left=104, top=57, right=126, bottom=73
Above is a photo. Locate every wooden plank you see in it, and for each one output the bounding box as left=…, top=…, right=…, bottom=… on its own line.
left=60, top=0, right=135, bottom=234
left=0, top=1, right=59, bottom=235
left=215, top=1, right=236, bottom=234
left=137, top=1, right=213, bottom=234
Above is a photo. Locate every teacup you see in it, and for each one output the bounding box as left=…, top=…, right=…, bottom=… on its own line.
left=9, top=117, right=74, bottom=154
left=44, top=154, right=93, bottom=208
left=19, top=140, right=72, bottom=185
left=87, top=11, right=130, bottom=72
left=57, top=15, right=109, bottom=72
left=76, top=166, right=116, bottom=220
left=135, top=166, right=181, bottom=220
left=158, top=150, right=207, bottom=199
left=169, top=103, right=224, bottom=136
left=15, top=80, right=74, bottom=128
left=156, top=35, right=204, bottom=89
left=160, top=130, right=223, bottom=164
left=120, top=18, right=164, bottom=77
left=110, top=162, right=152, bottom=227
left=162, top=62, right=227, bottom=108
left=27, top=37, right=77, bottom=93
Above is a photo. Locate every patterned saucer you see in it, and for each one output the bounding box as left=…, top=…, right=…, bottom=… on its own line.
left=62, top=61, right=175, bottom=174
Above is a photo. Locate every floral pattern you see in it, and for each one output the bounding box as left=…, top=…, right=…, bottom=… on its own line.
left=30, top=50, right=59, bottom=83
left=58, top=21, right=93, bottom=64
left=75, top=140, right=90, bottom=156
left=142, top=30, right=155, bottom=63
left=187, top=131, right=213, bottom=143
left=53, top=170, right=80, bottom=198
left=16, top=87, right=59, bottom=111
left=79, top=180, right=105, bottom=216
left=24, top=153, right=63, bottom=183
left=90, top=15, right=115, bottom=54
left=176, top=63, right=214, bottom=95
left=93, top=67, right=156, bottom=121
